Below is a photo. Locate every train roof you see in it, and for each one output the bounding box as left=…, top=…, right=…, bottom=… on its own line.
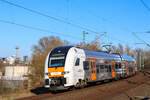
left=50, top=46, right=73, bottom=56
left=83, top=49, right=121, bottom=61
left=119, top=54, right=135, bottom=62
left=51, top=46, right=135, bottom=62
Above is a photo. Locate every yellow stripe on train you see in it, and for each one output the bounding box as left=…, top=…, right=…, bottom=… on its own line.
left=48, top=75, right=64, bottom=78
left=48, top=67, right=64, bottom=73
left=48, top=67, right=64, bottom=78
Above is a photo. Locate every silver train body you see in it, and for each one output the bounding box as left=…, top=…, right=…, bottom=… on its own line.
left=44, top=46, right=136, bottom=90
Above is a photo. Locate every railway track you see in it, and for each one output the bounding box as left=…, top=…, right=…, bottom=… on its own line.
left=17, top=72, right=150, bottom=100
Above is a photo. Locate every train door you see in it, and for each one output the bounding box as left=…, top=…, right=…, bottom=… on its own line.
left=126, top=61, right=129, bottom=76
left=83, top=60, right=90, bottom=80
left=121, top=62, right=124, bottom=77
left=111, top=60, right=116, bottom=78
left=123, top=62, right=127, bottom=77
left=90, top=59, right=96, bottom=80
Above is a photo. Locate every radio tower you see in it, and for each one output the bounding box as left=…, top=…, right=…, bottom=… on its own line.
left=15, top=45, right=19, bottom=60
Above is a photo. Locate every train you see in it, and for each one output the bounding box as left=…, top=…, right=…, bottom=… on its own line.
left=44, top=46, right=137, bottom=90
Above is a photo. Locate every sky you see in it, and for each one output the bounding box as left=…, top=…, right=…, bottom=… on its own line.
left=0, top=0, right=150, bottom=58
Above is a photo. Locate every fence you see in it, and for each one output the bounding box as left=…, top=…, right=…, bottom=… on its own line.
left=0, top=76, right=28, bottom=89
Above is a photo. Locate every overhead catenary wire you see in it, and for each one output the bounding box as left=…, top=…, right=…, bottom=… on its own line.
left=86, top=10, right=135, bottom=45
left=132, top=32, right=150, bottom=47
left=0, top=19, right=80, bottom=40
left=140, top=0, right=150, bottom=12
left=87, top=10, right=133, bottom=33
left=104, top=34, right=137, bottom=46
left=0, top=0, right=101, bottom=35
left=0, top=0, right=134, bottom=45
left=1, top=0, right=145, bottom=47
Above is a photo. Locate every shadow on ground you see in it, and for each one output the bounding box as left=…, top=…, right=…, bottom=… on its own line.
left=30, top=87, right=51, bottom=95
left=30, top=86, right=70, bottom=95
left=30, top=79, right=117, bottom=95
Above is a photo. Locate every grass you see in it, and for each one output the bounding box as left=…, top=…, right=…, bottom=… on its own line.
left=0, top=90, right=35, bottom=100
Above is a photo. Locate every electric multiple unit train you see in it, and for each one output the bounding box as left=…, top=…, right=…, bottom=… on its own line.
left=44, top=46, right=136, bottom=90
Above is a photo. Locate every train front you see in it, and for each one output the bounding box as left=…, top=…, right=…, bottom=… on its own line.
left=44, top=46, right=73, bottom=90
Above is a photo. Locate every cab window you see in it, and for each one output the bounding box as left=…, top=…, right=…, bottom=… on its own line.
left=75, top=58, right=80, bottom=66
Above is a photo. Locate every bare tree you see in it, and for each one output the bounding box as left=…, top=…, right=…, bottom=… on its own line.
left=117, top=43, right=124, bottom=54
left=78, top=36, right=101, bottom=51
left=110, top=45, right=117, bottom=53
left=143, top=49, right=150, bottom=69
left=130, top=49, right=136, bottom=57
left=30, top=36, right=67, bottom=87
left=0, top=61, right=4, bottom=75
left=125, top=45, right=131, bottom=56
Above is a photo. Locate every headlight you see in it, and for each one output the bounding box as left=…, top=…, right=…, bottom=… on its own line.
left=61, top=71, right=69, bottom=75
left=46, top=73, right=51, bottom=75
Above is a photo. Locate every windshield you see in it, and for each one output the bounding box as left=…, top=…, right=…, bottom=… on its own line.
left=49, top=56, right=65, bottom=67
left=48, top=46, right=73, bottom=68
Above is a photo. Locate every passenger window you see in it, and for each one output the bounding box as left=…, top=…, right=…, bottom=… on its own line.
left=96, top=68, right=99, bottom=73
left=105, top=65, right=109, bottom=72
left=124, top=63, right=126, bottom=68
left=115, top=63, right=118, bottom=69
left=119, top=63, right=122, bottom=68
left=96, top=64, right=99, bottom=68
left=109, top=65, right=112, bottom=72
left=83, top=61, right=89, bottom=70
left=100, top=65, right=104, bottom=72
left=96, top=64, right=100, bottom=73
left=75, top=58, right=80, bottom=66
